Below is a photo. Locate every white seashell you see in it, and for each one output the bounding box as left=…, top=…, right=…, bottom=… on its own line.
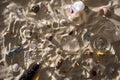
left=12, top=63, right=20, bottom=72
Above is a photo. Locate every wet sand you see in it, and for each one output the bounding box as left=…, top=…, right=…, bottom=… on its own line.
left=0, top=0, right=120, bottom=80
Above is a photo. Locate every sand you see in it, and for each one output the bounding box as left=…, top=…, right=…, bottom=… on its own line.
left=0, top=0, right=120, bottom=80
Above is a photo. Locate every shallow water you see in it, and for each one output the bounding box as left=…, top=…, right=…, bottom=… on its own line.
left=1, top=0, right=120, bottom=80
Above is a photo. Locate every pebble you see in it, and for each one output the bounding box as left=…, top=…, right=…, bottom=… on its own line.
left=98, top=7, right=111, bottom=17
left=59, top=19, right=68, bottom=26
left=23, top=29, right=32, bottom=38
left=30, top=4, right=40, bottom=13
left=84, top=49, right=93, bottom=55
left=3, top=31, right=13, bottom=37
left=29, top=43, right=36, bottom=51
left=45, top=33, right=53, bottom=41
left=108, top=67, right=115, bottom=74
left=68, top=31, right=74, bottom=35
left=12, top=63, right=20, bottom=72
left=90, top=69, right=97, bottom=76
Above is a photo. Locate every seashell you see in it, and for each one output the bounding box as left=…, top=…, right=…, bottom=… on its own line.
left=98, top=7, right=111, bottom=17
left=12, top=63, right=20, bottom=72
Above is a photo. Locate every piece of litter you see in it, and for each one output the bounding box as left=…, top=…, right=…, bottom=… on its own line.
left=96, top=50, right=105, bottom=56
left=6, top=45, right=23, bottom=57
left=83, top=32, right=90, bottom=41
left=70, top=1, right=85, bottom=15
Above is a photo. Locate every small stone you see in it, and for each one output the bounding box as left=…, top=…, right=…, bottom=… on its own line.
left=45, top=33, right=53, bottom=41
left=90, top=69, right=97, bottom=76
left=108, top=67, right=115, bottom=74
left=3, top=31, right=13, bottom=37
left=30, top=5, right=40, bottom=13
left=68, top=31, right=74, bottom=35
left=29, top=43, right=36, bottom=51
left=59, top=19, right=68, bottom=26
left=74, top=62, right=80, bottom=67
left=12, top=63, right=20, bottom=72
left=55, top=56, right=63, bottom=69
left=23, top=29, right=32, bottom=38
left=84, top=49, right=93, bottom=55
left=98, top=7, right=111, bottom=17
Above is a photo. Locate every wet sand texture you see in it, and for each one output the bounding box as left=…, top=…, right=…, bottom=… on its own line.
left=0, top=0, right=120, bottom=80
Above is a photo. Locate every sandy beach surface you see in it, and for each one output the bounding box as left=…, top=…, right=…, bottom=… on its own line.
left=0, top=0, right=120, bottom=80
